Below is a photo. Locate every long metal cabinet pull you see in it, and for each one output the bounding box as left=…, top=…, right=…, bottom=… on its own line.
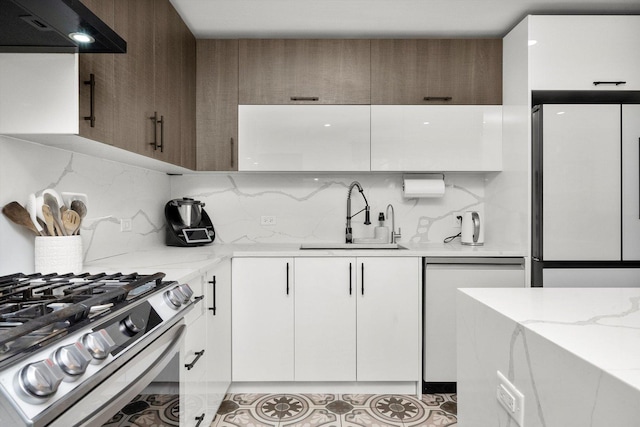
left=423, top=96, right=452, bottom=101
left=195, top=414, right=205, bottom=427
left=638, top=138, right=640, bottom=220
left=286, top=262, right=290, bottom=295
left=208, top=276, right=217, bottom=315
left=149, top=112, right=164, bottom=152
left=230, top=137, right=235, bottom=168
left=158, top=115, right=164, bottom=152
left=349, top=262, right=352, bottom=295
left=593, top=81, right=626, bottom=86
left=290, top=96, right=319, bottom=101
left=184, top=350, right=205, bottom=370
left=361, top=263, right=364, bottom=295
left=149, top=112, right=158, bottom=150
left=83, top=73, right=96, bottom=128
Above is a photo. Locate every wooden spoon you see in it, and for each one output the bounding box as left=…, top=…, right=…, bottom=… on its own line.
left=43, top=193, right=67, bottom=236
left=62, top=210, right=81, bottom=236
left=41, top=204, right=57, bottom=236
left=70, top=200, right=87, bottom=235
left=2, top=201, right=40, bottom=235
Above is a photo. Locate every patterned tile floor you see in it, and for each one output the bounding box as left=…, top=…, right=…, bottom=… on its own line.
left=212, top=393, right=457, bottom=427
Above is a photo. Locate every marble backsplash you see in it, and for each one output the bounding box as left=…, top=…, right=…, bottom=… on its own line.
left=1, top=135, right=498, bottom=275
left=170, top=173, right=487, bottom=245
left=0, top=136, right=170, bottom=275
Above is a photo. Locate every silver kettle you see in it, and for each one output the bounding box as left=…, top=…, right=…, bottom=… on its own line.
left=461, top=211, right=484, bottom=246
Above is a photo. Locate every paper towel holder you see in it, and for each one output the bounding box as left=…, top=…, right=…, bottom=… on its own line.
left=402, top=173, right=446, bottom=198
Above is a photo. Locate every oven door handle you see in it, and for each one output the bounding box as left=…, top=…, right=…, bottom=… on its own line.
left=48, top=321, right=187, bottom=427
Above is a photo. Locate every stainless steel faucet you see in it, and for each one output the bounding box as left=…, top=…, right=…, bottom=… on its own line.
left=346, top=181, right=371, bottom=243
left=386, top=204, right=402, bottom=244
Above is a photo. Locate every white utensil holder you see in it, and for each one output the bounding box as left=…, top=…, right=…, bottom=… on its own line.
left=35, top=235, right=83, bottom=274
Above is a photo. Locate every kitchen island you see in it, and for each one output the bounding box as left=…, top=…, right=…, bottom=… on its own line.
left=457, top=287, right=640, bottom=427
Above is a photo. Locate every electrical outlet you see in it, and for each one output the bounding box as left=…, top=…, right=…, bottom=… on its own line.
left=120, top=218, right=133, bottom=232
left=452, top=212, right=463, bottom=227
left=260, top=215, right=276, bottom=226
left=497, top=371, right=525, bottom=426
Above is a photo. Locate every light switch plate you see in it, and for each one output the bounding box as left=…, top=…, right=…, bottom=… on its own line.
left=497, top=371, right=525, bottom=426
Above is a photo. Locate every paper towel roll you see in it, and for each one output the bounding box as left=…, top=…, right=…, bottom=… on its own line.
left=403, top=177, right=445, bottom=198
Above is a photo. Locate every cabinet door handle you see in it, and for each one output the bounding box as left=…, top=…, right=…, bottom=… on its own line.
left=149, top=112, right=159, bottom=150
left=184, top=349, right=205, bottom=370
left=149, top=113, right=164, bottom=152
left=158, top=115, right=164, bottom=153
left=208, top=276, right=217, bottom=315
left=290, top=96, right=319, bottom=101
left=593, top=81, right=626, bottom=86
left=286, top=262, right=290, bottom=295
left=349, top=262, right=352, bottom=295
left=423, top=96, right=452, bottom=101
left=195, top=413, right=205, bottom=427
left=230, top=137, right=235, bottom=168
left=83, top=73, right=96, bottom=128
left=361, top=263, right=364, bottom=296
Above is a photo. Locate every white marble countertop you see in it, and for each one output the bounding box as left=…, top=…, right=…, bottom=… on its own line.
left=83, top=241, right=525, bottom=281
left=459, top=287, right=640, bottom=391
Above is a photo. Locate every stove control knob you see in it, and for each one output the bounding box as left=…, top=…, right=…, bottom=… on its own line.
left=53, top=342, right=92, bottom=379
left=120, top=312, right=147, bottom=336
left=178, top=283, right=193, bottom=302
left=17, top=359, right=64, bottom=399
left=81, top=329, right=116, bottom=363
left=164, top=286, right=186, bottom=309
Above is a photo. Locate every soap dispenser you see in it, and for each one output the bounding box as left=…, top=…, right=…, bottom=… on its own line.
left=375, top=212, right=390, bottom=243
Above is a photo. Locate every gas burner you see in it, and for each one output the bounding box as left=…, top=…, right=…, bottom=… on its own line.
left=0, top=272, right=167, bottom=368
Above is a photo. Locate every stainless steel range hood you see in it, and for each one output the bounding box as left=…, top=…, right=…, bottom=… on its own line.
left=0, top=0, right=126, bottom=53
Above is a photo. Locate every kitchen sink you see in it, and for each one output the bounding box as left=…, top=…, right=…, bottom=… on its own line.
left=299, top=242, right=407, bottom=250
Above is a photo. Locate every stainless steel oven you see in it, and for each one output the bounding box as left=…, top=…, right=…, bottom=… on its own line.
left=0, top=272, right=198, bottom=426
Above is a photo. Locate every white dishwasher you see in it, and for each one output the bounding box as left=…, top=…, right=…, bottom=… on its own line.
left=423, top=257, right=525, bottom=390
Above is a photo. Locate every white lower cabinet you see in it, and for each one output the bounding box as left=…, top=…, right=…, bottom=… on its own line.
left=295, top=258, right=357, bottom=381
left=180, top=275, right=207, bottom=426
left=204, top=262, right=232, bottom=420
left=180, top=263, right=232, bottom=427
left=233, top=256, right=421, bottom=383
left=356, top=257, right=421, bottom=381
left=232, top=257, right=294, bottom=381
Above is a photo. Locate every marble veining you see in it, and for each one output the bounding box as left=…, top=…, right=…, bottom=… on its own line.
left=171, top=173, right=486, bottom=245
left=508, top=325, right=547, bottom=427
left=0, top=136, right=169, bottom=274
left=458, top=288, right=640, bottom=427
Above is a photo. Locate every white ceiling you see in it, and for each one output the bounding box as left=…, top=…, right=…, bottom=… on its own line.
left=170, top=0, right=640, bottom=39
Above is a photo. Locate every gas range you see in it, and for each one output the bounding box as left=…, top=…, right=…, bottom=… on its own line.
left=0, top=272, right=197, bottom=426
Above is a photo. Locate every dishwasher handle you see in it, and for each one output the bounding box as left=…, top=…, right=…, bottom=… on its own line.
left=425, top=257, right=524, bottom=266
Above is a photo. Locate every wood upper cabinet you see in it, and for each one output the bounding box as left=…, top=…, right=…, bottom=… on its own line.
left=79, top=0, right=195, bottom=169
left=153, top=0, right=195, bottom=168
left=371, top=39, right=502, bottom=105
left=78, top=0, right=116, bottom=144
left=112, top=0, right=155, bottom=156
left=239, top=39, right=371, bottom=105
left=196, top=40, right=238, bottom=171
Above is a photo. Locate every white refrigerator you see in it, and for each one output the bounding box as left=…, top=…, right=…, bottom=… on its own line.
left=532, top=103, right=640, bottom=287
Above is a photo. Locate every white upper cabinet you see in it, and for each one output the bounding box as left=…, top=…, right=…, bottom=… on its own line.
left=238, top=105, right=370, bottom=171
left=0, top=54, right=79, bottom=134
left=371, top=105, right=502, bottom=171
left=529, top=16, right=640, bottom=90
